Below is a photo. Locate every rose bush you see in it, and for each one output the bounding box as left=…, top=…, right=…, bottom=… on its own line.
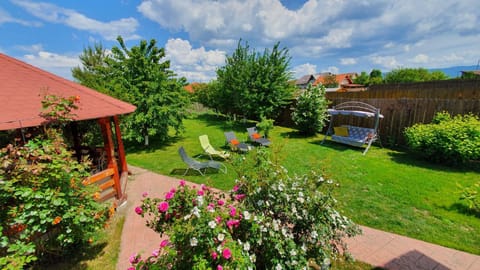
left=131, top=149, right=359, bottom=269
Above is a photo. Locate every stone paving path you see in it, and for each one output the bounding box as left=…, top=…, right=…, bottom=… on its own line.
left=116, top=166, right=480, bottom=270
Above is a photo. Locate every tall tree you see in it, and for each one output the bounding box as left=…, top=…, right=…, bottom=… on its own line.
left=216, top=40, right=295, bottom=120
left=73, top=37, right=190, bottom=146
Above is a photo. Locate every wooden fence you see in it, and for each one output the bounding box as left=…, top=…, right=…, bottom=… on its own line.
left=324, top=79, right=480, bottom=146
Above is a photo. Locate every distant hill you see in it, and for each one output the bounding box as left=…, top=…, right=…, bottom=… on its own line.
left=429, top=65, right=478, bottom=78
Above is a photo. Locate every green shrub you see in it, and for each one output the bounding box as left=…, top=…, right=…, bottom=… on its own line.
left=292, top=84, right=330, bottom=136
left=131, top=149, right=359, bottom=269
left=256, top=116, right=275, bottom=138
left=404, top=112, right=480, bottom=164
left=0, top=131, right=109, bottom=269
left=459, top=181, right=480, bottom=214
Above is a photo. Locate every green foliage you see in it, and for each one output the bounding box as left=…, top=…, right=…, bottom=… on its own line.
left=461, top=71, right=480, bottom=79
left=255, top=116, right=274, bottom=138
left=405, top=112, right=480, bottom=164
left=353, top=69, right=384, bottom=86
left=40, top=94, right=79, bottom=124
left=73, top=36, right=190, bottom=146
left=194, top=80, right=222, bottom=112
left=385, top=67, right=449, bottom=83
left=459, top=181, right=480, bottom=214
left=0, top=131, right=109, bottom=269
left=292, top=84, right=330, bottom=135
left=216, top=40, right=295, bottom=120
left=131, top=149, right=359, bottom=269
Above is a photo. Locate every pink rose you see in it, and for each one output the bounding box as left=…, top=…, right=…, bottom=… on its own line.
left=215, top=216, right=222, bottom=224
left=152, top=249, right=159, bottom=257
left=234, top=194, right=246, bottom=200
left=232, top=185, right=239, bottom=192
left=207, top=203, right=215, bottom=211
left=127, top=267, right=135, bottom=270
left=179, top=180, right=186, bottom=187
left=197, top=190, right=204, bottom=196
left=160, top=240, right=169, bottom=248
left=222, top=248, right=232, bottom=260
left=229, top=206, right=236, bottom=217
left=170, top=188, right=176, bottom=193
left=165, top=191, right=174, bottom=200
left=129, top=253, right=140, bottom=264
left=217, top=199, right=225, bottom=206
left=134, top=206, right=143, bottom=215
left=212, top=251, right=218, bottom=260
left=142, top=192, right=148, bottom=197
left=217, top=265, right=223, bottom=270
left=158, top=201, right=169, bottom=212
left=226, top=219, right=240, bottom=229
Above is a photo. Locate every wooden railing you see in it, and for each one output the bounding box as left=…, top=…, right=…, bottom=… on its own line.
left=82, top=168, right=117, bottom=202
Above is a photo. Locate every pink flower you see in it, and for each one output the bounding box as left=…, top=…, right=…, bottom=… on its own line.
left=229, top=206, right=236, bottom=217
left=158, top=201, right=169, bottom=212
left=129, top=253, right=140, bottom=264
left=234, top=194, right=246, bottom=200
left=217, top=199, right=225, bottom=206
left=142, top=192, right=148, bottom=197
left=127, top=267, right=135, bottom=270
left=232, top=185, right=239, bottom=192
left=226, top=219, right=240, bottom=229
left=207, top=203, right=215, bottom=211
left=222, top=248, right=232, bottom=260
left=160, top=240, right=169, bottom=248
left=212, top=251, right=218, bottom=260
left=134, top=206, right=143, bottom=215
left=197, top=190, right=204, bottom=196
left=165, top=191, right=174, bottom=200
left=152, top=249, right=159, bottom=257
left=170, top=188, right=176, bottom=193
left=179, top=180, right=186, bottom=187
left=201, top=184, right=209, bottom=191
left=217, top=265, right=223, bottom=270
left=215, top=216, right=222, bottom=224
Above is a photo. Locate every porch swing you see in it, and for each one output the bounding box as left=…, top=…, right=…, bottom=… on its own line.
left=322, top=101, right=383, bottom=155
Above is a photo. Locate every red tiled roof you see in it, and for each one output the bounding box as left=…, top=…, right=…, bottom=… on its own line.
left=313, top=73, right=355, bottom=86
left=0, top=53, right=136, bottom=131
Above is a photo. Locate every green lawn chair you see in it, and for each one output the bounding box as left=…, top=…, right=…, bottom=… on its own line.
left=199, top=135, right=230, bottom=160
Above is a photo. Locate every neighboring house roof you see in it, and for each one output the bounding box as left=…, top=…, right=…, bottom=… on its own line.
left=184, top=82, right=201, bottom=93
left=295, top=74, right=316, bottom=85
left=313, top=73, right=357, bottom=86
left=461, top=70, right=480, bottom=76
left=0, top=53, right=136, bottom=131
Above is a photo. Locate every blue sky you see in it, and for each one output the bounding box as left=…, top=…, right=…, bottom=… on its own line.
left=1, top=0, right=479, bottom=82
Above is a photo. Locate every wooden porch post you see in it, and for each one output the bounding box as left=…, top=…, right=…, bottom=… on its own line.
left=113, top=115, right=128, bottom=174
left=98, top=117, right=122, bottom=199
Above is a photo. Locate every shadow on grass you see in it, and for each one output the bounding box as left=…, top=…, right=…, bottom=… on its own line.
left=442, top=202, right=480, bottom=218
left=194, top=113, right=257, bottom=133
left=34, top=242, right=108, bottom=270
left=310, top=139, right=356, bottom=153
left=386, top=151, right=480, bottom=173
left=125, top=134, right=183, bottom=154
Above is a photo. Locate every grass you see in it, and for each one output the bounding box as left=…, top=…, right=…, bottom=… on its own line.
left=37, top=214, right=125, bottom=270
left=126, top=113, right=480, bottom=255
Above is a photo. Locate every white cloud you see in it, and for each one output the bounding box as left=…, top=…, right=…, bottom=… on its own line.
left=22, top=51, right=80, bottom=80
left=291, top=63, right=317, bottom=78
left=411, top=54, right=429, bottom=64
left=11, top=0, right=140, bottom=40
left=340, top=58, right=357, bottom=65
left=370, top=56, right=399, bottom=69
left=165, top=38, right=226, bottom=82
left=0, top=6, right=41, bottom=26
left=322, top=66, right=339, bottom=74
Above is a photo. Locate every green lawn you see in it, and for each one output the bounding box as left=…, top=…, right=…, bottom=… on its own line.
left=126, top=113, right=480, bottom=255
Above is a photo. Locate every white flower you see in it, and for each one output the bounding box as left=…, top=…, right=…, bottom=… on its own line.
left=273, top=219, right=279, bottom=231
left=192, top=206, right=201, bottom=218
left=297, top=197, right=305, bottom=203
left=190, top=237, right=198, bottom=247
left=243, top=210, right=251, bottom=220
left=217, top=244, right=223, bottom=252
left=311, top=230, right=318, bottom=239
left=217, top=233, right=225, bottom=241
left=208, top=220, right=216, bottom=229
left=290, top=249, right=297, bottom=256
left=183, top=214, right=191, bottom=220
left=196, top=196, right=204, bottom=206
left=276, top=263, right=283, bottom=270
left=257, top=200, right=264, bottom=206
left=250, top=254, right=256, bottom=262
left=301, top=244, right=307, bottom=252
left=243, top=241, right=250, bottom=251
left=298, top=191, right=304, bottom=198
